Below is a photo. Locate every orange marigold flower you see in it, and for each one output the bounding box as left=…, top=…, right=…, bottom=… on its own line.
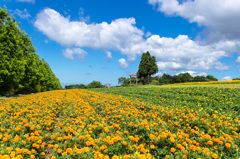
left=57, top=149, right=62, bottom=153
left=150, top=145, right=155, bottom=149
left=170, top=148, right=176, bottom=153
left=207, top=141, right=213, bottom=145
left=165, top=155, right=170, bottom=159
left=225, top=143, right=231, bottom=148
left=108, top=140, right=114, bottom=145
left=212, top=153, right=218, bottom=159
left=66, top=148, right=73, bottom=154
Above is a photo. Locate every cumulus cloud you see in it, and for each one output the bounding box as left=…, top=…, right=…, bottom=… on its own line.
left=16, top=0, right=34, bottom=3
left=221, top=76, right=232, bottom=81
left=34, top=8, right=144, bottom=61
left=62, top=48, right=87, bottom=61
left=178, top=71, right=207, bottom=77
left=152, top=72, right=164, bottom=77
left=35, top=8, right=236, bottom=71
left=148, top=0, right=240, bottom=42
left=236, top=56, right=240, bottom=64
left=12, top=9, right=31, bottom=19
left=118, top=58, right=128, bottom=69
left=105, top=51, right=112, bottom=61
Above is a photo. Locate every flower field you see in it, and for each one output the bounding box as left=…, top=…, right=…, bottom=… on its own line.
left=91, top=86, right=240, bottom=118
left=163, top=80, right=240, bottom=86
left=0, top=88, right=240, bottom=159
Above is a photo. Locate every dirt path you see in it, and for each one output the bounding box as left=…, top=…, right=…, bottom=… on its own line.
left=45, top=115, right=61, bottom=159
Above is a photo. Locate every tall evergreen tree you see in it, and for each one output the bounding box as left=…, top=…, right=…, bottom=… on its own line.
left=137, top=51, right=158, bottom=84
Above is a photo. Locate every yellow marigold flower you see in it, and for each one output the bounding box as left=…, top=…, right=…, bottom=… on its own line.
left=15, top=127, right=21, bottom=131
left=150, top=144, right=155, bottom=149
left=112, top=155, right=119, bottom=159
left=62, top=152, right=67, bottom=156
left=57, top=149, right=62, bottom=153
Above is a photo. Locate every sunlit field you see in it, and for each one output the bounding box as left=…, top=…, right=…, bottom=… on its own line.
left=161, top=80, right=240, bottom=89
left=0, top=87, right=239, bottom=159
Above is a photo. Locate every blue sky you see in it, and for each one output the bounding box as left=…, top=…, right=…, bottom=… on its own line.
left=1, top=0, right=240, bottom=86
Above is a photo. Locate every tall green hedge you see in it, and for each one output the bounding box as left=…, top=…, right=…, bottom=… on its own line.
left=0, top=7, right=62, bottom=96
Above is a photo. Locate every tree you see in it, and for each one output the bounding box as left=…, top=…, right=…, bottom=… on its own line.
left=0, top=7, right=26, bottom=95
left=118, top=77, right=129, bottom=86
left=178, top=73, right=193, bottom=83
left=118, top=77, right=127, bottom=85
left=87, top=81, right=103, bottom=88
left=193, top=76, right=207, bottom=82
left=233, top=77, right=240, bottom=80
left=0, top=7, right=62, bottom=95
left=159, top=73, right=173, bottom=84
left=206, top=75, right=218, bottom=81
left=65, top=84, right=87, bottom=89
left=137, top=51, right=158, bottom=84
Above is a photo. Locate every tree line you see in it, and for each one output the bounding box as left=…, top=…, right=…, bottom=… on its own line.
left=152, top=73, right=218, bottom=84
left=118, top=51, right=220, bottom=86
left=0, top=7, right=62, bottom=96
left=65, top=81, right=107, bottom=89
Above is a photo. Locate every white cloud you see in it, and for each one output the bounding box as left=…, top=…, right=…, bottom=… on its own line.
left=12, top=9, right=31, bottom=19
left=236, top=56, right=240, bottom=64
left=105, top=51, right=112, bottom=60
left=148, top=0, right=240, bottom=42
left=145, top=31, right=152, bottom=38
left=178, top=71, right=207, bottom=77
left=62, top=48, right=87, bottom=61
left=214, top=62, right=229, bottom=71
left=35, top=8, right=235, bottom=71
left=78, top=8, right=90, bottom=23
left=16, top=0, right=34, bottom=3
left=34, top=8, right=144, bottom=58
left=221, top=76, right=232, bottom=81
left=148, top=35, right=229, bottom=70
left=152, top=72, right=163, bottom=77
left=118, top=58, right=128, bottom=69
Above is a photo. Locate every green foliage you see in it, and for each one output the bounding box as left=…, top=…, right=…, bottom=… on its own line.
left=90, top=86, right=240, bottom=117
left=206, top=75, right=218, bottom=81
left=193, top=75, right=207, bottom=82
left=155, top=73, right=218, bottom=84
left=0, top=7, right=62, bottom=96
left=118, top=77, right=129, bottom=86
left=233, top=77, right=240, bottom=80
left=137, top=51, right=158, bottom=84
left=150, top=80, right=159, bottom=85
left=87, top=81, right=104, bottom=88
left=65, top=84, right=87, bottom=89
